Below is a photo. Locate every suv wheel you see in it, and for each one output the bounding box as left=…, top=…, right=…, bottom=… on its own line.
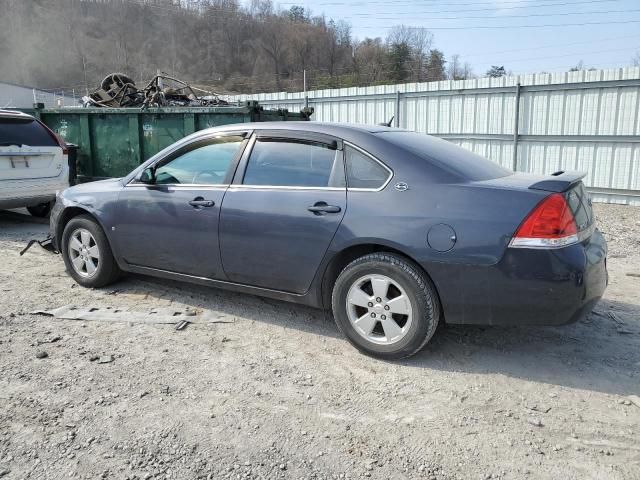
left=61, top=215, right=121, bottom=288
left=332, top=253, right=440, bottom=359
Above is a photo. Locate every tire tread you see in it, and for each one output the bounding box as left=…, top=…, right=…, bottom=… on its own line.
left=61, top=214, right=121, bottom=288
left=331, top=252, right=440, bottom=359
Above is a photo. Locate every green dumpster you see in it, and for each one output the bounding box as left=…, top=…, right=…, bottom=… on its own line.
left=22, top=102, right=311, bottom=182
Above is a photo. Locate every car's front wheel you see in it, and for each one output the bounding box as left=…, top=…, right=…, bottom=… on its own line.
left=332, top=253, right=440, bottom=359
left=61, top=215, right=121, bottom=288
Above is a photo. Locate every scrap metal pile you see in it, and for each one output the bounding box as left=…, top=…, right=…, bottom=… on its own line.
left=82, top=73, right=228, bottom=108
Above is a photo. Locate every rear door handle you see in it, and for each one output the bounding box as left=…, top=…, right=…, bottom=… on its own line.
left=189, top=197, right=215, bottom=208
left=307, top=202, right=341, bottom=214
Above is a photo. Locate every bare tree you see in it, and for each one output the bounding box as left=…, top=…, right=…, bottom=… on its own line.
left=569, top=60, right=585, bottom=72
left=260, top=17, right=288, bottom=90
left=386, top=25, right=433, bottom=81
left=0, top=0, right=476, bottom=94
left=447, top=54, right=474, bottom=80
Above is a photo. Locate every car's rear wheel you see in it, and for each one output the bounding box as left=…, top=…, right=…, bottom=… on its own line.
left=331, top=253, right=440, bottom=359
left=27, top=202, right=53, bottom=218
left=61, top=215, right=121, bottom=288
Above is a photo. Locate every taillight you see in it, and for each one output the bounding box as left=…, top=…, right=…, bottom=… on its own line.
left=509, top=193, right=579, bottom=249
left=38, top=120, right=69, bottom=155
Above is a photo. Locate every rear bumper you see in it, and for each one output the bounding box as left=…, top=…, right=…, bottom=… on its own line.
left=0, top=194, right=56, bottom=209
left=430, top=229, right=608, bottom=326
left=0, top=172, right=68, bottom=209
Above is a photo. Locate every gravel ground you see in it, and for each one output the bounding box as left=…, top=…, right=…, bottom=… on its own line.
left=0, top=203, right=639, bottom=480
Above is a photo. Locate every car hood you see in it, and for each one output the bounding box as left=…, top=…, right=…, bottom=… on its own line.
left=62, top=178, right=123, bottom=196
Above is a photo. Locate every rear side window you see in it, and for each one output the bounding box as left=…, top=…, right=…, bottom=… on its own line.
left=377, top=131, right=511, bottom=181
left=345, top=145, right=391, bottom=189
left=0, top=118, right=57, bottom=147
left=243, top=139, right=343, bottom=188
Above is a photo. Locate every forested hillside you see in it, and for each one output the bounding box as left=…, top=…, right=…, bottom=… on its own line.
left=0, top=0, right=460, bottom=95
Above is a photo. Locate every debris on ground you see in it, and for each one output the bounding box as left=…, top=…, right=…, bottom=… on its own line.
left=31, top=305, right=234, bottom=327
left=97, top=355, right=115, bottom=364
left=628, top=395, right=640, bottom=408
left=82, top=72, right=229, bottom=108
left=527, top=417, right=543, bottom=427
left=175, top=320, right=190, bottom=331
left=34, top=351, right=48, bottom=359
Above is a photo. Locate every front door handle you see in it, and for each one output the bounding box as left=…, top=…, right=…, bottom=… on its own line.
left=307, top=202, right=341, bottom=215
left=189, top=197, right=215, bottom=208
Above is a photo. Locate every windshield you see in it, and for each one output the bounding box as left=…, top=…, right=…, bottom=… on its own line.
left=376, top=131, right=511, bottom=181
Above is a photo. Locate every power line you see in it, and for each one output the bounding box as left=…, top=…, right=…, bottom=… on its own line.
left=278, top=0, right=623, bottom=9
left=358, top=19, right=640, bottom=30
left=346, top=7, right=640, bottom=21
left=113, top=0, right=640, bottom=31
left=493, top=45, right=640, bottom=65
left=118, top=0, right=626, bottom=19
left=462, top=33, right=640, bottom=58
left=276, top=0, right=619, bottom=6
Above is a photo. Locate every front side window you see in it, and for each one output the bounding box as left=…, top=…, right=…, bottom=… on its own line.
left=345, top=145, right=391, bottom=190
left=243, top=139, right=344, bottom=188
left=154, top=135, right=244, bottom=185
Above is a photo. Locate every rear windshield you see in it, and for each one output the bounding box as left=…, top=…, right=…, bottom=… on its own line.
left=0, top=117, right=57, bottom=147
left=376, top=131, right=511, bottom=181
left=566, top=182, right=594, bottom=231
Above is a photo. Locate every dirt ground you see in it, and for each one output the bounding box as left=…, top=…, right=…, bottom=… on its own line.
left=0, top=203, right=639, bottom=480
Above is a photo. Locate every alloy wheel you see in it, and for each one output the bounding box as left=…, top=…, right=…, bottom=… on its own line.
left=67, top=228, right=100, bottom=278
left=346, top=274, right=413, bottom=345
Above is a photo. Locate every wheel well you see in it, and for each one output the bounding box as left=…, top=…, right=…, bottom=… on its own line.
left=56, top=207, right=96, bottom=246
left=321, top=244, right=437, bottom=309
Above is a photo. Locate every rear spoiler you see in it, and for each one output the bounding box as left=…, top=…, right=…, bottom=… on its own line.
left=528, top=170, right=587, bottom=193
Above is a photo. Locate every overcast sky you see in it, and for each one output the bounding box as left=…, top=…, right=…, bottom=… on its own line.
left=269, top=0, right=640, bottom=76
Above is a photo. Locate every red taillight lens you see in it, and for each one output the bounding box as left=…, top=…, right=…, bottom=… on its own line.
left=38, top=119, right=68, bottom=155
left=510, top=193, right=579, bottom=248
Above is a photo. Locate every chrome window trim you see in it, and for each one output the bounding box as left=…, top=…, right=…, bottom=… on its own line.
left=125, top=131, right=250, bottom=187
left=125, top=183, right=229, bottom=189
left=229, top=185, right=345, bottom=191
left=343, top=141, right=394, bottom=192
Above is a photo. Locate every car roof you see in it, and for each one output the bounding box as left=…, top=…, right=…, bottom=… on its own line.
left=0, top=109, right=35, bottom=120
left=211, top=121, right=408, bottom=137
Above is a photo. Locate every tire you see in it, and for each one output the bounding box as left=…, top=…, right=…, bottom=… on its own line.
left=331, top=253, right=440, bottom=360
left=61, top=215, right=121, bottom=288
left=27, top=202, right=52, bottom=218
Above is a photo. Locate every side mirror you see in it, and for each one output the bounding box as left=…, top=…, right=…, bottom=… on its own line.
left=138, top=167, right=155, bottom=184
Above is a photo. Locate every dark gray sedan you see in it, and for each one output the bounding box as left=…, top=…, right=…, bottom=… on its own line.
left=50, top=122, right=607, bottom=359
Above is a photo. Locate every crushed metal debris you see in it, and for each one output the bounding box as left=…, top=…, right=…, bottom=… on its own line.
left=82, top=72, right=229, bottom=108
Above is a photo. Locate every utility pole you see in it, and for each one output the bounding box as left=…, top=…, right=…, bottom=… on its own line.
left=512, top=83, right=521, bottom=171
left=303, top=69, right=308, bottom=109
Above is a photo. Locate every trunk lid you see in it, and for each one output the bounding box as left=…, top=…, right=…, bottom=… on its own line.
left=475, top=170, right=595, bottom=238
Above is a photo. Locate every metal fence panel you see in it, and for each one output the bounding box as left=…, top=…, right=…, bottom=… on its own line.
left=228, top=67, right=640, bottom=205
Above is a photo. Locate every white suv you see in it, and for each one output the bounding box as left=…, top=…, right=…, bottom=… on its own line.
left=0, top=110, right=69, bottom=217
